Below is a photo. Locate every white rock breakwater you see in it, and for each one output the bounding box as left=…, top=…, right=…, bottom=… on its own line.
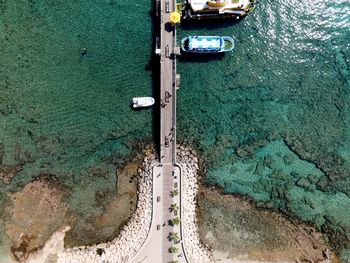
left=25, top=152, right=157, bottom=263
left=178, top=146, right=214, bottom=263
left=58, top=154, right=157, bottom=263
left=24, top=147, right=213, bottom=263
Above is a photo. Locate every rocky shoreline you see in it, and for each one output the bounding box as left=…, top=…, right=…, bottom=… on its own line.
left=24, top=151, right=156, bottom=263
left=23, top=147, right=211, bottom=263
left=197, top=186, right=336, bottom=263
left=14, top=145, right=338, bottom=263
left=179, top=146, right=213, bottom=263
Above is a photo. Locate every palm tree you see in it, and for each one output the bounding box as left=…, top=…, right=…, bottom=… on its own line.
left=169, top=217, right=181, bottom=226
left=170, top=189, right=179, bottom=197
left=168, top=232, right=179, bottom=242
left=169, top=203, right=179, bottom=212
left=169, top=246, right=179, bottom=253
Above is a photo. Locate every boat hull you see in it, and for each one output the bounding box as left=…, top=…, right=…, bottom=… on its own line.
left=132, top=97, right=155, bottom=108
left=181, top=36, right=235, bottom=53
left=183, top=0, right=256, bottom=20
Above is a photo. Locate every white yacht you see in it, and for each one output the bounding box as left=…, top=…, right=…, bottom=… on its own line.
left=183, top=0, right=256, bottom=19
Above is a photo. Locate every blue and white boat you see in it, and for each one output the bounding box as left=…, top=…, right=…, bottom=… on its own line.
left=180, top=36, right=235, bottom=53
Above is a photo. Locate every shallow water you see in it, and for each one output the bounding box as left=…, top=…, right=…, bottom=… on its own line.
left=177, top=0, right=350, bottom=260
left=0, top=0, right=152, bottom=258
left=0, top=0, right=350, bottom=261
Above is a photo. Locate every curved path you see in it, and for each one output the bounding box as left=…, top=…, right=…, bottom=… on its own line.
left=130, top=0, right=189, bottom=261
left=130, top=164, right=188, bottom=263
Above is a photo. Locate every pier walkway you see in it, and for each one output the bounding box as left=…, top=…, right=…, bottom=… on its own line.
left=129, top=0, right=188, bottom=262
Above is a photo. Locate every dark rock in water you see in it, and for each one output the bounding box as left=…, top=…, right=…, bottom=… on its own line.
left=256, top=201, right=274, bottom=209
left=324, top=215, right=338, bottom=226
left=253, top=159, right=264, bottom=175
left=277, top=186, right=287, bottom=199
left=321, top=221, right=349, bottom=251
left=235, top=147, right=248, bottom=158
left=271, top=188, right=279, bottom=199
left=235, top=139, right=269, bottom=158
left=284, top=180, right=295, bottom=190
left=270, top=169, right=289, bottom=181
left=283, top=155, right=294, bottom=165
left=338, top=223, right=350, bottom=237
left=24, top=150, right=35, bottom=163
left=0, top=164, right=23, bottom=184
left=270, top=186, right=286, bottom=200
left=284, top=137, right=350, bottom=185
left=290, top=171, right=300, bottom=179
left=263, top=155, right=274, bottom=169
left=254, top=179, right=272, bottom=193
left=296, top=177, right=311, bottom=188
left=328, top=178, right=350, bottom=198
left=307, top=174, right=319, bottom=184
left=0, top=143, right=4, bottom=164
left=316, top=176, right=330, bottom=191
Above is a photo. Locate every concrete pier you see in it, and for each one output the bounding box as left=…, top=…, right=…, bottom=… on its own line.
left=129, top=0, right=188, bottom=262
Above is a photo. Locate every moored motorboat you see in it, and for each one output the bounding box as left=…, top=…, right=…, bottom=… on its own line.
left=183, top=0, right=256, bottom=20
left=132, top=97, right=155, bottom=108
left=181, top=35, right=235, bottom=53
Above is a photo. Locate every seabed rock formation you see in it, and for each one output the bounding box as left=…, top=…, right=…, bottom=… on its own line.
left=17, top=147, right=212, bottom=263
left=204, top=139, right=350, bottom=259
left=5, top=146, right=337, bottom=263
left=53, top=152, right=156, bottom=263
left=197, top=187, right=336, bottom=263
left=4, top=176, right=74, bottom=262
left=1, top=155, right=140, bottom=262
left=179, top=146, right=213, bottom=263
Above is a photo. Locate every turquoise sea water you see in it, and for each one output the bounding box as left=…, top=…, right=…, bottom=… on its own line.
left=177, top=0, right=350, bottom=260
left=0, top=0, right=350, bottom=261
left=0, top=0, right=153, bottom=258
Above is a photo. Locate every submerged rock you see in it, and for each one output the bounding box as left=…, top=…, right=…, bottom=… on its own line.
left=4, top=177, right=73, bottom=261
left=197, top=187, right=336, bottom=262
left=0, top=164, right=23, bottom=184
left=316, top=176, right=330, bottom=191
left=296, top=177, right=311, bottom=188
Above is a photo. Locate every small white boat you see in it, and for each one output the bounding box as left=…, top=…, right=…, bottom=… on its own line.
left=132, top=97, right=155, bottom=108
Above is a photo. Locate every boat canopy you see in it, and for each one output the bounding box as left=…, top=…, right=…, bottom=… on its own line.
left=190, top=0, right=247, bottom=12
left=188, top=36, right=222, bottom=51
